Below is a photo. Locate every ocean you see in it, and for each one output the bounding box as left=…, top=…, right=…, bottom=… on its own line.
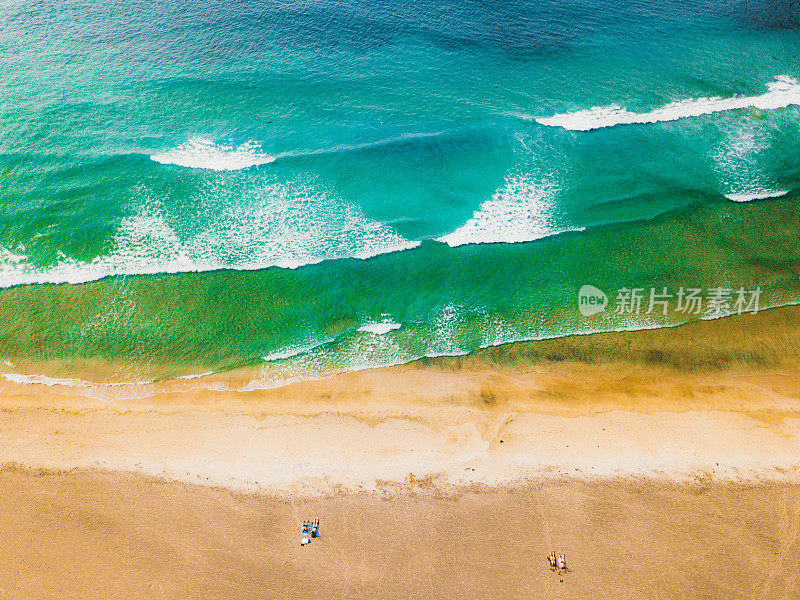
left=1, top=0, right=800, bottom=385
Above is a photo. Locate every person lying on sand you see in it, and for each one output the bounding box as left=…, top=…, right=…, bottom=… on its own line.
left=557, top=552, right=567, bottom=574
left=300, top=519, right=320, bottom=541
left=547, top=551, right=557, bottom=571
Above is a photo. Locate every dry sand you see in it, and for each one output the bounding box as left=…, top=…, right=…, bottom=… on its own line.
left=1, top=306, right=800, bottom=597
left=0, top=470, right=796, bottom=600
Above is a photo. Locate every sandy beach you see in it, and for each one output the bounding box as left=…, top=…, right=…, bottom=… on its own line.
left=6, top=0, right=800, bottom=595
left=1, top=305, right=800, bottom=492
left=0, top=470, right=797, bottom=599
left=1, top=306, right=800, bottom=597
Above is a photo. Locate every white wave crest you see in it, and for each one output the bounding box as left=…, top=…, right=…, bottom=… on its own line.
left=262, top=338, right=335, bottom=363
left=2, top=372, right=151, bottom=388
left=358, top=320, right=401, bottom=335
left=151, top=138, right=276, bottom=171
left=176, top=371, right=215, bottom=380
left=535, top=76, right=800, bottom=131
left=438, top=174, right=583, bottom=247
left=0, top=247, right=27, bottom=264
left=0, top=179, right=420, bottom=288
left=150, top=132, right=449, bottom=172
left=724, top=189, right=789, bottom=202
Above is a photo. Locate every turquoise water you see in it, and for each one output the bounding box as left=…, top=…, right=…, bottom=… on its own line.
left=1, top=0, right=800, bottom=381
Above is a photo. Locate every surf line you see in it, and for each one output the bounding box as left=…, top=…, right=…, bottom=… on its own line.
left=533, top=76, right=800, bottom=131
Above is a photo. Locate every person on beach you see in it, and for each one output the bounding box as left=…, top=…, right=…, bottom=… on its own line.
left=547, top=551, right=557, bottom=571
left=557, top=552, right=567, bottom=574
left=300, top=519, right=320, bottom=542
left=300, top=521, right=313, bottom=547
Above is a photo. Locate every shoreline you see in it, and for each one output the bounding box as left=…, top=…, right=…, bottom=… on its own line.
left=1, top=303, right=800, bottom=413
left=0, top=305, right=798, bottom=495
left=1, top=277, right=799, bottom=600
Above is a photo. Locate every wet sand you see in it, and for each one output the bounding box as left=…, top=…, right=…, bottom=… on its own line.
left=0, top=307, right=798, bottom=493
left=3, top=303, right=800, bottom=419
left=0, top=407, right=798, bottom=494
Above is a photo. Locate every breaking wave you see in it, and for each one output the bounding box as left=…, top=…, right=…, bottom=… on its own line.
left=0, top=371, right=156, bottom=401
left=724, top=189, right=789, bottom=202
left=151, top=138, right=276, bottom=171
left=0, top=180, right=420, bottom=288
left=357, top=320, right=401, bottom=335
left=534, top=76, right=800, bottom=131
left=712, top=118, right=789, bottom=202
left=150, top=131, right=447, bottom=171
left=438, top=174, right=584, bottom=247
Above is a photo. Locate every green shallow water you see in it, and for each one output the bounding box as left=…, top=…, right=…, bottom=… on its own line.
left=1, top=0, right=800, bottom=381
left=1, top=193, right=798, bottom=382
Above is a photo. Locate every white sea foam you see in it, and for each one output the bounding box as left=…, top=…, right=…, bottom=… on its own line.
left=425, top=304, right=467, bottom=358
left=0, top=247, right=26, bottom=264
left=438, top=174, right=583, bottom=247
left=535, top=76, right=800, bottom=131
left=2, top=372, right=152, bottom=387
left=724, top=189, right=789, bottom=202
left=3, top=372, right=81, bottom=387
left=263, top=348, right=310, bottom=363
left=423, top=350, right=470, bottom=358
left=711, top=118, right=790, bottom=202
left=176, top=371, right=215, bottom=380
left=1, top=371, right=155, bottom=402
left=0, top=179, right=420, bottom=288
left=358, top=320, right=401, bottom=335
left=151, top=138, right=276, bottom=171
left=262, top=338, right=335, bottom=363
left=150, top=132, right=446, bottom=172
